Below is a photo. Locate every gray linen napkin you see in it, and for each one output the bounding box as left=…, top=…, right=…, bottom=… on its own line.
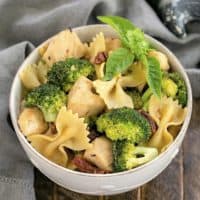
left=0, top=0, right=199, bottom=199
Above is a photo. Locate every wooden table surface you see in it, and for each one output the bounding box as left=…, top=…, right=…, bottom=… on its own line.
left=34, top=99, right=200, bottom=200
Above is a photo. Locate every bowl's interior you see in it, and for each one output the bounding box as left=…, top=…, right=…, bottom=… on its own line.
left=9, top=24, right=193, bottom=176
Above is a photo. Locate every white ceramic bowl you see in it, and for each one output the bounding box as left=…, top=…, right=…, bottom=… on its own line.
left=9, top=25, right=192, bottom=195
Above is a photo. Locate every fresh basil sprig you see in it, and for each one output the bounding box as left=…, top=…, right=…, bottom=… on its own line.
left=104, top=48, right=134, bottom=80
left=97, top=15, right=135, bottom=47
left=97, top=15, right=162, bottom=98
left=146, top=57, right=162, bottom=98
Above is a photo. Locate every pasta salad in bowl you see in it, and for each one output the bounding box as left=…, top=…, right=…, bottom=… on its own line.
left=10, top=16, right=192, bottom=195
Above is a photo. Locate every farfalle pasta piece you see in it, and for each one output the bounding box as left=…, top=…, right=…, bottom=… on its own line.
left=95, top=62, right=105, bottom=79
left=20, top=64, right=41, bottom=89
left=119, top=62, right=146, bottom=88
left=28, top=107, right=91, bottom=167
left=68, top=76, right=105, bottom=117
left=36, top=60, right=50, bottom=84
left=55, top=107, right=91, bottom=150
left=39, top=43, right=49, bottom=57
left=42, top=30, right=87, bottom=66
left=93, top=76, right=133, bottom=109
left=148, top=95, right=187, bottom=152
left=87, top=32, right=106, bottom=63
left=20, top=61, right=50, bottom=89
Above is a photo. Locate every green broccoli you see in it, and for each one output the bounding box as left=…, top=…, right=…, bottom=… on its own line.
left=166, top=72, right=187, bottom=107
left=25, top=83, right=67, bottom=122
left=113, top=140, right=158, bottom=172
left=84, top=115, right=98, bottom=128
left=126, top=89, right=143, bottom=109
left=96, top=107, right=151, bottom=143
left=142, top=72, right=187, bottom=108
left=47, top=58, right=95, bottom=92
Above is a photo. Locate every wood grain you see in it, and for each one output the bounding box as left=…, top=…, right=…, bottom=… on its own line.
left=183, top=99, right=200, bottom=200
left=141, top=150, right=183, bottom=200
left=55, top=185, right=99, bottom=200
left=105, top=190, right=138, bottom=200
left=34, top=169, right=54, bottom=200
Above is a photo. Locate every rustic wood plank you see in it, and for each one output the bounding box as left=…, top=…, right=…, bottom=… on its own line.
left=34, top=169, right=54, bottom=200
left=183, top=99, right=200, bottom=200
left=55, top=184, right=99, bottom=200
left=141, top=150, right=183, bottom=200
left=105, top=189, right=139, bottom=200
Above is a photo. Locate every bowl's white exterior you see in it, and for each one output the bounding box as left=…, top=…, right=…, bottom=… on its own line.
left=9, top=25, right=192, bottom=195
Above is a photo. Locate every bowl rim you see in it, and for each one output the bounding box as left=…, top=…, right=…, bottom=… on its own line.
left=9, top=24, right=193, bottom=177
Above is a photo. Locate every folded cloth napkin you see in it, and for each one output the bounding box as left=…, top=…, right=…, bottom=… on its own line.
left=0, top=0, right=199, bottom=199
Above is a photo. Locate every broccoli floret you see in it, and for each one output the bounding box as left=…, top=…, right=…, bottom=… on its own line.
left=84, top=116, right=98, bottom=128
left=96, top=107, right=151, bottom=143
left=113, top=140, right=158, bottom=172
left=162, top=77, right=178, bottom=97
left=25, top=83, right=66, bottom=122
left=144, top=75, right=178, bottom=102
left=126, top=89, right=143, bottom=109
left=167, top=72, right=187, bottom=107
left=47, top=58, right=95, bottom=92
left=142, top=71, right=187, bottom=108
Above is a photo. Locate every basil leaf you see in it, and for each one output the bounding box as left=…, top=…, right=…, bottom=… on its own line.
left=98, top=16, right=149, bottom=59
left=98, top=15, right=161, bottom=93
left=97, top=15, right=135, bottom=47
left=146, top=56, right=162, bottom=98
left=104, top=48, right=134, bottom=80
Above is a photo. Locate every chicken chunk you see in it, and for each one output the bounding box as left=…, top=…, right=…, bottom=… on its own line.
left=67, top=76, right=105, bottom=117
left=83, top=136, right=113, bottom=171
left=18, top=108, right=48, bottom=136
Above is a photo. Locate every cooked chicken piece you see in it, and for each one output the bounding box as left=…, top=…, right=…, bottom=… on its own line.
left=83, top=136, right=113, bottom=171
left=18, top=108, right=48, bottom=136
left=68, top=76, right=105, bottom=117
left=148, top=50, right=169, bottom=71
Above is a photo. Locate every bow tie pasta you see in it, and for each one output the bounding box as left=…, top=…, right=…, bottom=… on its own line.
left=87, top=32, right=106, bottom=63
left=67, top=76, right=105, bottom=117
left=87, top=32, right=121, bottom=64
left=93, top=76, right=133, bottom=109
left=20, top=61, right=49, bottom=89
left=119, top=62, right=146, bottom=88
left=42, top=30, right=87, bottom=66
left=148, top=95, right=187, bottom=152
left=28, top=107, right=91, bottom=167
left=95, top=62, right=105, bottom=79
